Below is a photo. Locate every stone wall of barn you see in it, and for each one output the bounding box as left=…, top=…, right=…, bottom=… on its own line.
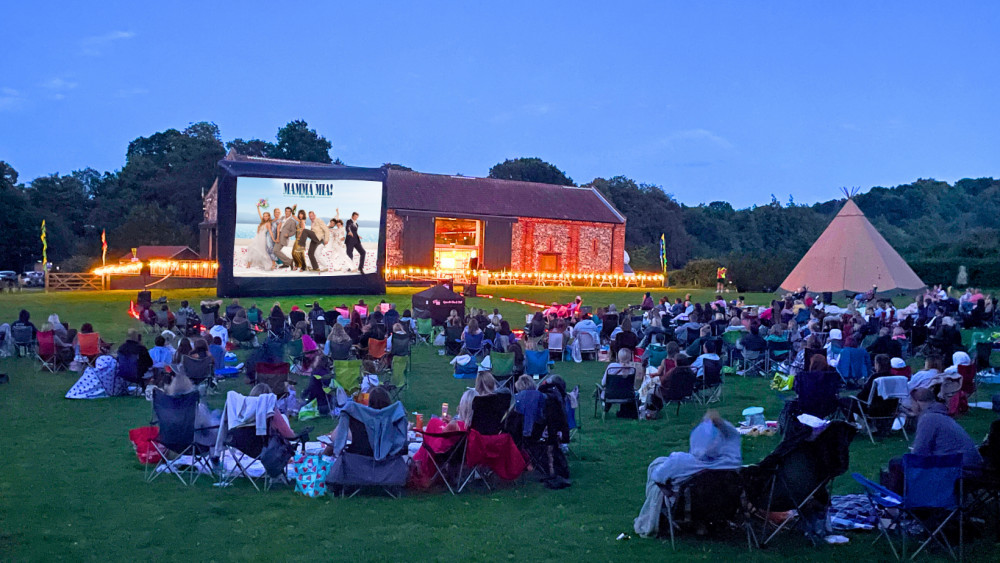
left=384, top=211, right=623, bottom=274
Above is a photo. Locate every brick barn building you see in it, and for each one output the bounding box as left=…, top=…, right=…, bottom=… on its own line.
left=384, top=169, right=626, bottom=274
left=200, top=153, right=627, bottom=275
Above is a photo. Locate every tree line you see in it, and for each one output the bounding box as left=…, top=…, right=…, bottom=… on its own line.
left=2, top=128, right=997, bottom=289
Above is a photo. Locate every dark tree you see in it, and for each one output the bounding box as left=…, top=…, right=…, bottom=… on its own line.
left=0, top=161, right=18, bottom=190
left=273, top=120, right=333, bottom=163
left=488, top=157, right=574, bottom=186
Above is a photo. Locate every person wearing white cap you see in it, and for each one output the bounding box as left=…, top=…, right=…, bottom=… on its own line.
left=825, top=328, right=843, bottom=368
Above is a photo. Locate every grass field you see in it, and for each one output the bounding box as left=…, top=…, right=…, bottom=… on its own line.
left=1, top=287, right=997, bottom=561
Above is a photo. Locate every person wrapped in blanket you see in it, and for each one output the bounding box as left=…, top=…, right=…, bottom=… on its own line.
left=509, top=375, right=572, bottom=489
left=634, top=411, right=742, bottom=537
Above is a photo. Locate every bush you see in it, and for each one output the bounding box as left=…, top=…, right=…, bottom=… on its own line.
left=909, top=259, right=1000, bottom=288
left=668, top=259, right=719, bottom=287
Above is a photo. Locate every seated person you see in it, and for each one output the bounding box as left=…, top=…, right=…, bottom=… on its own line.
left=117, top=329, right=153, bottom=382
left=634, top=411, right=742, bottom=537
left=324, top=323, right=354, bottom=359
left=208, top=336, right=226, bottom=372
left=847, top=354, right=897, bottom=431
left=602, top=349, right=639, bottom=418
left=908, top=355, right=945, bottom=392
left=685, top=324, right=714, bottom=358
left=651, top=341, right=681, bottom=386
left=208, top=318, right=229, bottom=347
left=73, top=322, right=111, bottom=356
left=883, top=387, right=985, bottom=493
left=409, top=389, right=475, bottom=489
left=325, top=386, right=393, bottom=457
left=739, top=325, right=767, bottom=355
left=149, top=335, right=174, bottom=369
left=200, top=299, right=222, bottom=325
left=246, top=303, right=263, bottom=325
left=190, top=337, right=211, bottom=361
left=611, top=317, right=639, bottom=357
left=690, top=339, right=721, bottom=378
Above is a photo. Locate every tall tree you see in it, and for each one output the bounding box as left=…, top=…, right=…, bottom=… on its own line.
left=0, top=162, right=40, bottom=270
left=27, top=173, right=92, bottom=262
left=113, top=122, right=226, bottom=247
left=0, top=161, right=18, bottom=191
left=489, top=157, right=574, bottom=185
left=273, top=120, right=333, bottom=163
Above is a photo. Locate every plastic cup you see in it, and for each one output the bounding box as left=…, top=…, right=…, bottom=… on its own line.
left=415, top=413, right=423, bottom=431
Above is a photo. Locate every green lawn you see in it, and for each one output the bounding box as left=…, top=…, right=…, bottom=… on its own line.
left=0, top=287, right=996, bottom=561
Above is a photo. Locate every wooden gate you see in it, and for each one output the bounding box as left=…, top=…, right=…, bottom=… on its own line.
left=45, top=273, right=105, bottom=292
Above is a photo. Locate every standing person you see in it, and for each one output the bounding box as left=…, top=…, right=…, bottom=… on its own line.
left=292, top=210, right=322, bottom=272
left=716, top=265, right=727, bottom=293
left=325, top=209, right=349, bottom=272
left=345, top=212, right=366, bottom=273
left=308, top=211, right=330, bottom=272
left=274, top=206, right=298, bottom=269
left=246, top=205, right=276, bottom=271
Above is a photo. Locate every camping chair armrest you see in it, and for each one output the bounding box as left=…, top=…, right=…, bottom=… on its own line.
left=847, top=395, right=870, bottom=408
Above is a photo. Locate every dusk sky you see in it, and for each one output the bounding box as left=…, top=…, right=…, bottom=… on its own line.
left=2, top=1, right=998, bottom=207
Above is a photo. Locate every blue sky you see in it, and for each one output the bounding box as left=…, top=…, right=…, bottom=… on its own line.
left=2, top=1, right=998, bottom=207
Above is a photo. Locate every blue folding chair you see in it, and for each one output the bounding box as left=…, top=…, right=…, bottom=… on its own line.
left=853, top=453, right=963, bottom=560
left=525, top=349, right=549, bottom=379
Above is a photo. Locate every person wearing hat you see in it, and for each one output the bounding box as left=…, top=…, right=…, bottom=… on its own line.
left=890, top=357, right=912, bottom=378
left=825, top=328, right=843, bottom=368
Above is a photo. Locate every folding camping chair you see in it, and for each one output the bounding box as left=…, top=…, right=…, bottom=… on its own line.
left=417, top=428, right=470, bottom=495
left=740, top=348, right=766, bottom=377
left=765, top=339, right=793, bottom=372
left=416, top=317, right=435, bottom=345
left=853, top=454, right=964, bottom=561
left=693, top=358, right=723, bottom=405
left=333, top=359, right=363, bottom=396
left=36, top=330, right=65, bottom=372
left=848, top=375, right=910, bottom=443
left=661, top=366, right=696, bottom=416
left=230, top=322, right=258, bottom=349
left=490, top=351, right=516, bottom=391
left=390, top=332, right=411, bottom=359
left=385, top=356, right=409, bottom=401
left=327, top=401, right=409, bottom=498
left=645, top=342, right=667, bottom=370
left=744, top=420, right=856, bottom=545
left=286, top=338, right=305, bottom=366
left=180, top=355, right=213, bottom=389
left=547, top=332, right=565, bottom=362
left=76, top=332, right=102, bottom=366
left=115, top=353, right=145, bottom=396
left=459, top=393, right=522, bottom=493
left=254, top=362, right=291, bottom=399
left=524, top=349, right=549, bottom=379
left=577, top=331, right=598, bottom=361
left=365, top=337, right=390, bottom=375
left=790, top=369, right=847, bottom=422
left=594, top=366, right=638, bottom=420
left=246, top=308, right=261, bottom=326
left=146, top=389, right=213, bottom=485
left=722, top=330, right=744, bottom=366
left=11, top=324, right=35, bottom=357
left=354, top=304, right=368, bottom=320
left=463, top=331, right=488, bottom=358
left=659, top=469, right=757, bottom=550
left=445, top=326, right=464, bottom=356
left=216, top=391, right=306, bottom=490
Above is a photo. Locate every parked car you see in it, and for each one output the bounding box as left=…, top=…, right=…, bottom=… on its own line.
left=21, top=271, right=44, bottom=287
left=0, top=271, right=17, bottom=283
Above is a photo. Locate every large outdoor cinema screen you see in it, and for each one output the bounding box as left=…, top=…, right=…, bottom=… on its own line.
left=215, top=160, right=387, bottom=297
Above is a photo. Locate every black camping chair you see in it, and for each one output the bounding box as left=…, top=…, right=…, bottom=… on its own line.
left=743, top=420, right=857, bottom=545
left=146, top=389, right=214, bottom=485
left=693, top=359, right=724, bottom=405
left=115, top=353, right=145, bottom=396
left=311, top=318, right=327, bottom=342
left=662, top=367, right=696, bottom=415
left=327, top=340, right=353, bottom=360
left=459, top=393, right=517, bottom=492
left=390, top=332, right=411, bottom=358
left=659, top=469, right=757, bottom=550
left=791, top=369, right=846, bottom=420
left=445, top=326, right=464, bottom=356
left=594, top=366, right=638, bottom=420
left=181, top=355, right=213, bottom=387
left=11, top=325, right=35, bottom=357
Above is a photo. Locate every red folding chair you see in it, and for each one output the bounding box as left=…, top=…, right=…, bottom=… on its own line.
left=36, top=330, right=64, bottom=372
left=77, top=332, right=102, bottom=366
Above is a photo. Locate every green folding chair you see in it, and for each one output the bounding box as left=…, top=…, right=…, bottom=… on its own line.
left=333, top=359, right=362, bottom=396
left=490, top=351, right=516, bottom=391
left=386, top=355, right=409, bottom=401
left=287, top=338, right=304, bottom=365
left=416, top=317, right=434, bottom=345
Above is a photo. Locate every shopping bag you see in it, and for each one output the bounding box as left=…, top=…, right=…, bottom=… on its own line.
left=128, top=426, right=162, bottom=465
left=290, top=452, right=332, bottom=498
left=298, top=399, right=319, bottom=421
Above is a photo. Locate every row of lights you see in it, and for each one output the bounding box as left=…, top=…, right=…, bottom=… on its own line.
left=93, top=260, right=219, bottom=278
left=383, top=267, right=664, bottom=285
